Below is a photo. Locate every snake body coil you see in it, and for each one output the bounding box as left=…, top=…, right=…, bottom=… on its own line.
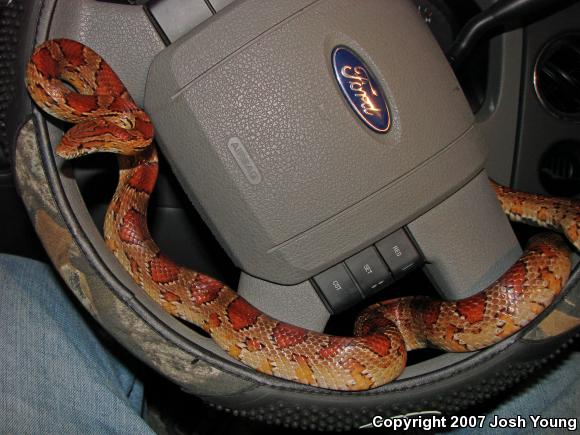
left=26, top=39, right=579, bottom=391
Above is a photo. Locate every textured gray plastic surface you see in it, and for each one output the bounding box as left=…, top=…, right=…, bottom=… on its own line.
left=479, top=30, right=524, bottom=186
left=148, top=0, right=212, bottom=42
left=408, top=172, right=522, bottom=299
left=210, top=0, right=235, bottom=12
left=47, top=0, right=164, bottom=105
left=145, top=0, right=485, bottom=285
left=238, top=273, right=330, bottom=332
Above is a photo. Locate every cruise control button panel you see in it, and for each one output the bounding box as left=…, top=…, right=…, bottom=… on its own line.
left=312, top=227, right=424, bottom=314
left=376, top=229, right=422, bottom=278
left=313, top=264, right=362, bottom=314
left=345, top=247, right=393, bottom=298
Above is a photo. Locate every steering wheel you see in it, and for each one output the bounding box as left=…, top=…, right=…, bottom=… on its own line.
left=11, top=0, right=580, bottom=430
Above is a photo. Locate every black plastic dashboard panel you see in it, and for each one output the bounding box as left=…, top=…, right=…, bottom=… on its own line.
left=0, top=0, right=47, bottom=260
left=512, top=2, right=580, bottom=196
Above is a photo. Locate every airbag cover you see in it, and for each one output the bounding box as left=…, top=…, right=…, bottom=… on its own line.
left=145, top=0, right=482, bottom=284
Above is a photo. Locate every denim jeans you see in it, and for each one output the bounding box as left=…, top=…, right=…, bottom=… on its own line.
left=0, top=253, right=578, bottom=434
left=0, top=254, right=153, bottom=435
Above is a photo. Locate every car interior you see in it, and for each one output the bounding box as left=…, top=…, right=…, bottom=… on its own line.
left=2, top=0, right=580, bottom=433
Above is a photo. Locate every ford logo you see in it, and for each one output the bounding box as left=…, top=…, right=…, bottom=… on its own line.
left=332, top=47, right=390, bottom=133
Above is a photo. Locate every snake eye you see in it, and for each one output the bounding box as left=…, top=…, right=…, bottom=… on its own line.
left=121, top=117, right=134, bottom=130
left=109, top=114, right=134, bottom=130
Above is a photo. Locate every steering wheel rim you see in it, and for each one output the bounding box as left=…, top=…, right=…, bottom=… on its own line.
left=11, top=0, right=580, bottom=430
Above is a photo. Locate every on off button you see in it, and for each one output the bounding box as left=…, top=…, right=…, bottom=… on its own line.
left=312, top=264, right=362, bottom=314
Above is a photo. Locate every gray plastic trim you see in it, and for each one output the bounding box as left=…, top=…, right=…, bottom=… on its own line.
left=478, top=30, right=524, bottom=186
left=238, top=273, right=330, bottom=332
left=210, top=0, right=235, bottom=12
left=408, top=172, right=522, bottom=300
left=148, top=0, right=212, bottom=42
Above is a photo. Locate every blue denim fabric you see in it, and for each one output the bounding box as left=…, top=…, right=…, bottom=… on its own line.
left=0, top=254, right=153, bottom=435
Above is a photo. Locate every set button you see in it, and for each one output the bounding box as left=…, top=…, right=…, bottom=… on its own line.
left=345, top=247, right=393, bottom=298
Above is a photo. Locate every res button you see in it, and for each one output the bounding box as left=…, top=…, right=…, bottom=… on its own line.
left=313, top=264, right=362, bottom=314
left=345, top=247, right=393, bottom=297
left=376, top=229, right=423, bottom=278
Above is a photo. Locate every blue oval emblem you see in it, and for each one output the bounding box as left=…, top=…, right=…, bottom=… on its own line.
left=332, top=47, right=390, bottom=133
